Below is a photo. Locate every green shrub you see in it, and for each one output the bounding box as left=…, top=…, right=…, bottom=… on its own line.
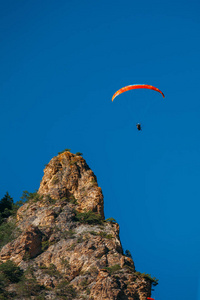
left=41, top=264, right=61, bottom=278
left=62, top=229, right=75, bottom=239
left=20, top=191, right=43, bottom=203
left=16, top=278, right=45, bottom=297
left=60, top=197, right=68, bottom=202
left=0, top=260, right=23, bottom=283
left=0, top=272, right=8, bottom=297
left=80, top=279, right=88, bottom=287
left=0, top=261, right=46, bottom=299
left=39, top=265, right=47, bottom=270
left=23, top=250, right=31, bottom=261
left=75, top=210, right=103, bottom=225
left=77, top=236, right=84, bottom=243
left=135, top=271, right=158, bottom=286
left=124, top=265, right=135, bottom=273
left=89, top=231, right=98, bottom=236
left=61, top=258, right=70, bottom=270
left=105, top=264, right=121, bottom=275
left=69, top=160, right=77, bottom=166
left=84, top=266, right=98, bottom=276
left=44, top=195, right=56, bottom=204
left=59, top=195, right=77, bottom=205
left=58, top=149, right=71, bottom=154
left=41, top=240, right=49, bottom=252
left=105, top=217, right=117, bottom=223
left=24, top=265, right=35, bottom=277
left=56, top=280, right=76, bottom=299
left=69, top=243, right=76, bottom=251
left=20, top=190, right=32, bottom=201
left=0, top=261, right=24, bottom=298
left=0, top=221, right=19, bottom=250
left=34, top=291, right=46, bottom=300
left=90, top=178, right=97, bottom=187
left=99, top=231, right=113, bottom=239
left=69, top=195, right=78, bottom=205
left=75, top=152, right=83, bottom=156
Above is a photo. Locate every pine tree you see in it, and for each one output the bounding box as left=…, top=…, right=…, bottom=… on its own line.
left=0, top=192, right=14, bottom=223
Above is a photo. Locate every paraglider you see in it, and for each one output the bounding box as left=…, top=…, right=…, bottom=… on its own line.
left=112, top=84, right=165, bottom=101
left=112, top=84, right=165, bottom=131
left=147, top=298, right=155, bottom=300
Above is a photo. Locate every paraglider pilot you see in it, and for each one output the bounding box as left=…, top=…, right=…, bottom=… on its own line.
left=136, top=123, right=141, bottom=131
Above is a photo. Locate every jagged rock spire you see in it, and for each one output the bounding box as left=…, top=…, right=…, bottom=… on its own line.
left=38, top=151, right=104, bottom=218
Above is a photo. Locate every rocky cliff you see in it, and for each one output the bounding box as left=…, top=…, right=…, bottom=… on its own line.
left=0, top=151, right=155, bottom=300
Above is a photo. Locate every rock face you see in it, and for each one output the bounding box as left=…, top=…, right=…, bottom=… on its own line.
left=38, top=152, right=104, bottom=218
left=0, top=151, right=153, bottom=300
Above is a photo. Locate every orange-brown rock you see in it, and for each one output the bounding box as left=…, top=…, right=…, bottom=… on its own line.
left=0, top=225, right=42, bottom=264
left=0, top=151, right=154, bottom=299
left=38, top=152, right=104, bottom=218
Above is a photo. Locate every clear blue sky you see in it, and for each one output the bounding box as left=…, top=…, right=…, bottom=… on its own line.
left=0, top=1, right=200, bottom=299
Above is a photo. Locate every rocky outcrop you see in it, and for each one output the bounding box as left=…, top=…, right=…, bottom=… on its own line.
left=38, top=152, right=104, bottom=218
left=0, top=151, right=153, bottom=299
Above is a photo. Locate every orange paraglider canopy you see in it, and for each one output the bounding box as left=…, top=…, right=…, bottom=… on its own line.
left=147, top=297, right=155, bottom=300
left=112, top=84, right=165, bottom=101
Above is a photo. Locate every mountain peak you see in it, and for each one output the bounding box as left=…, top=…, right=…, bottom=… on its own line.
left=0, top=151, right=154, bottom=299
left=38, top=151, right=104, bottom=218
